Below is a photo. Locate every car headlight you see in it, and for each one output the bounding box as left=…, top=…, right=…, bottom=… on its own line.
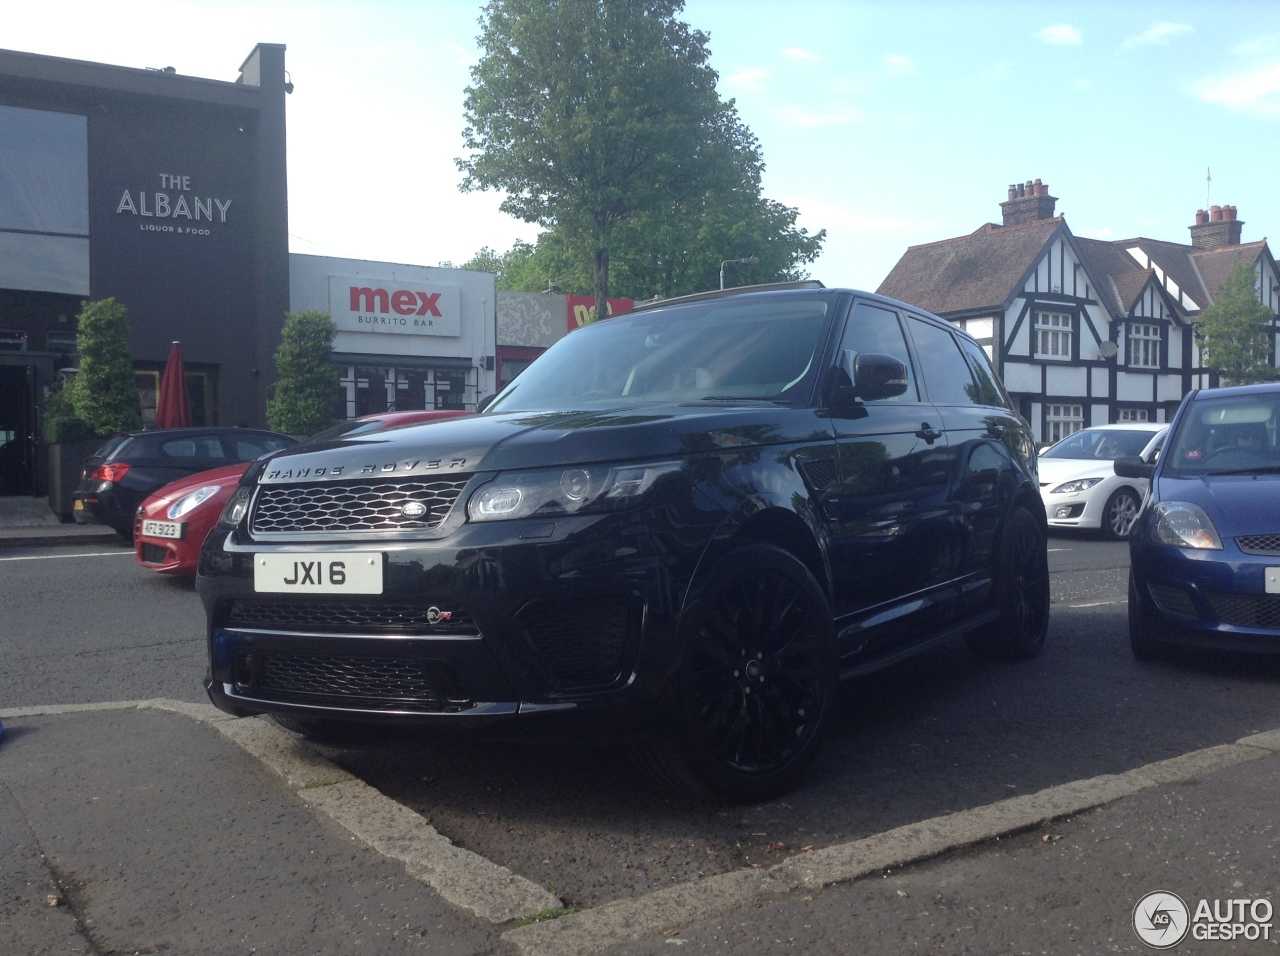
left=216, top=486, right=255, bottom=529
left=1151, top=502, right=1222, bottom=550
left=166, top=485, right=222, bottom=520
left=1050, top=477, right=1104, bottom=495
left=467, top=461, right=681, bottom=522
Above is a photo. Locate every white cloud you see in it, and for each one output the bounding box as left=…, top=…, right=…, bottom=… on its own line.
left=784, top=47, right=823, bottom=62
left=1035, top=24, right=1082, bottom=46
left=1232, top=34, right=1280, bottom=56
left=1193, top=62, right=1280, bottom=117
left=1124, top=22, right=1193, bottom=48
left=882, top=54, right=915, bottom=75
left=726, top=67, right=769, bottom=92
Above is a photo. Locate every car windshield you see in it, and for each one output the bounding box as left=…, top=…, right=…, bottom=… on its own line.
left=1164, top=394, right=1280, bottom=476
left=486, top=294, right=837, bottom=412
left=1041, top=428, right=1156, bottom=461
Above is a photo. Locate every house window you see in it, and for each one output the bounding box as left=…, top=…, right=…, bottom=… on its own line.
left=1034, top=312, right=1072, bottom=360
left=1128, top=323, right=1160, bottom=368
left=1118, top=408, right=1149, bottom=423
left=1045, top=403, right=1083, bottom=444
left=0, top=330, right=28, bottom=351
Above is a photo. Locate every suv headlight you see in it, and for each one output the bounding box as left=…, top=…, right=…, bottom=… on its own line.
left=1050, top=477, right=1104, bottom=495
left=467, top=462, right=681, bottom=522
left=217, top=486, right=255, bottom=530
left=1151, top=502, right=1222, bottom=550
left=166, top=485, right=222, bottom=520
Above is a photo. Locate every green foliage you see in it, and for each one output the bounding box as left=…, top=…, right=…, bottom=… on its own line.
left=458, top=1, right=824, bottom=304
left=459, top=0, right=734, bottom=314
left=1195, top=256, right=1277, bottom=386
left=42, top=378, right=95, bottom=442
left=459, top=241, right=540, bottom=290
left=266, top=310, right=340, bottom=435
left=68, top=298, right=142, bottom=437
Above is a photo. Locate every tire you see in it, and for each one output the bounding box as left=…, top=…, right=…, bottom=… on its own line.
left=1101, top=488, right=1141, bottom=541
left=965, top=507, right=1050, bottom=661
left=632, top=544, right=838, bottom=803
left=1128, top=572, right=1162, bottom=661
left=269, top=713, right=378, bottom=745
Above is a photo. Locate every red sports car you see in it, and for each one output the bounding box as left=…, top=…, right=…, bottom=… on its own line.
left=134, top=409, right=471, bottom=576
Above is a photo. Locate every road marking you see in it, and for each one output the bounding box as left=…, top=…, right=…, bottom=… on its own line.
left=1067, top=600, right=1126, bottom=608
left=0, top=550, right=133, bottom=562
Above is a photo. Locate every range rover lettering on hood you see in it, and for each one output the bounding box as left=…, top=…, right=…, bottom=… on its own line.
left=263, top=458, right=467, bottom=482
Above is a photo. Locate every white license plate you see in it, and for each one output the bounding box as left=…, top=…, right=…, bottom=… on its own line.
left=253, top=552, right=384, bottom=594
left=141, top=519, right=184, bottom=539
left=1267, top=568, right=1280, bottom=594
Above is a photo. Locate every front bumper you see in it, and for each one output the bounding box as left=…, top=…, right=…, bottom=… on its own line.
left=1040, top=488, right=1103, bottom=530
left=197, top=507, right=710, bottom=740
left=1132, top=542, right=1280, bottom=653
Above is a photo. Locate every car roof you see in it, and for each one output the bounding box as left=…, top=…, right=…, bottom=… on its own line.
left=1190, top=382, right=1280, bottom=400
left=1073, top=423, right=1167, bottom=432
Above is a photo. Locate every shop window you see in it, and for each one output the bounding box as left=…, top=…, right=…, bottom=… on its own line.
left=1045, top=403, right=1083, bottom=444
left=0, top=330, right=28, bottom=352
left=433, top=369, right=468, bottom=410
left=1034, top=312, right=1072, bottom=361
left=1127, top=323, right=1160, bottom=369
left=45, top=330, right=78, bottom=352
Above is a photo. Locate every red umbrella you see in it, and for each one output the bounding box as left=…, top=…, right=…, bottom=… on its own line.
left=154, top=340, right=192, bottom=428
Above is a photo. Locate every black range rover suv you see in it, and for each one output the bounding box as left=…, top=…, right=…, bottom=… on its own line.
left=197, top=284, right=1049, bottom=801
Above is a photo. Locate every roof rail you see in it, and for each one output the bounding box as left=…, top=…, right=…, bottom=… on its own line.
left=630, top=280, right=826, bottom=313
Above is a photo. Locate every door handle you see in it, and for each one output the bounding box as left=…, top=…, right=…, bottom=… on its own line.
left=915, top=422, right=942, bottom=444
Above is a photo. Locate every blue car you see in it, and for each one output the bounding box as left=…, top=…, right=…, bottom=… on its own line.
left=1117, top=382, right=1280, bottom=660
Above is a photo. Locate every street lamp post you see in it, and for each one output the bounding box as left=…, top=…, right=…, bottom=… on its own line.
left=719, top=255, right=759, bottom=290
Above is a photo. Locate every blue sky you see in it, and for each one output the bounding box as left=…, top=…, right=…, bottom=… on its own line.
left=7, top=1, right=1280, bottom=292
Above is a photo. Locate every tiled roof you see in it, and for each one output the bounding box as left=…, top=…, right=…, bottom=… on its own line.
left=876, top=218, right=1063, bottom=315
left=1075, top=238, right=1145, bottom=315
left=1192, top=241, right=1268, bottom=306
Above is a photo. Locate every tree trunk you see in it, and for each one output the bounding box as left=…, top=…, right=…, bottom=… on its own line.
left=593, top=246, right=610, bottom=324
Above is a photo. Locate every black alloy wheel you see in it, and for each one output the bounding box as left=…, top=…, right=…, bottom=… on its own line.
left=634, top=544, right=837, bottom=802
left=966, top=506, right=1051, bottom=661
left=1102, top=487, right=1141, bottom=541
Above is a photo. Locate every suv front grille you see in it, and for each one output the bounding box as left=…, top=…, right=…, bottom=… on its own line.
left=233, top=649, right=453, bottom=712
left=252, top=477, right=471, bottom=534
left=228, top=600, right=475, bottom=635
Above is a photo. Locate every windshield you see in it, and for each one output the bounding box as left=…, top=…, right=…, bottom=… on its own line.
left=1041, top=428, right=1157, bottom=461
left=1165, top=393, right=1280, bottom=476
left=486, top=294, right=837, bottom=412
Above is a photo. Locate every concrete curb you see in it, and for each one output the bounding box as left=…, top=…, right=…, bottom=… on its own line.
left=502, top=733, right=1280, bottom=956
left=7, top=700, right=1276, bottom=953
left=0, top=699, right=562, bottom=924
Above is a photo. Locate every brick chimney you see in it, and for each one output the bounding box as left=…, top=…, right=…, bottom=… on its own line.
left=1000, top=178, right=1058, bottom=226
left=1189, top=204, right=1243, bottom=250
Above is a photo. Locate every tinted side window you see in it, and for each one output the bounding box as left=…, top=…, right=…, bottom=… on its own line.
left=957, top=335, right=1010, bottom=409
left=838, top=302, right=919, bottom=402
left=160, top=436, right=223, bottom=458
left=232, top=436, right=293, bottom=459
left=907, top=317, right=979, bottom=406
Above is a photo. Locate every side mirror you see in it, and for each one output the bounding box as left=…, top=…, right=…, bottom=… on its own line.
left=835, top=352, right=909, bottom=403
left=1113, top=456, right=1154, bottom=480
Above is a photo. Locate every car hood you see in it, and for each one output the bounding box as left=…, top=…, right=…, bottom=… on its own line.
left=1037, top=457, right=1121, bottom=486
left=1153, top=473, right=1280, bottom=537
left=255, top=404, right=824, bottom=484
left=144, top=462, right=251, bottom=506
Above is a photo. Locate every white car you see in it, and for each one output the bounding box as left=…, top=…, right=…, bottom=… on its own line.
left=1038, top=423, right=1168, bottom=539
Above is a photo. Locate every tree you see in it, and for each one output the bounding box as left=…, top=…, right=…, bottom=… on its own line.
left=266, top=310, right=340, bottom=435
left=1195, top=256, right=1277, bottom=386
left=68, top=297, right=142, bottom=437
left=458, top=241, right=539, bottom=291
left=458, top=0, right=729, bottom=321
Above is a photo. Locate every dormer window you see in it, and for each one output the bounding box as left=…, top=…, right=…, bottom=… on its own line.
left=1034, top=311, right=1072, bottom=360
left=1127, top=322, right=1160, bottom=368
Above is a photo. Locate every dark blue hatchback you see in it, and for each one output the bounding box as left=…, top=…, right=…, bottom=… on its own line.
left=1118, top=382, right=1280, bottom=659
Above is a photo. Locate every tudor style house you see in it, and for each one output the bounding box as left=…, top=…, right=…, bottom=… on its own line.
left=877, top=180, right=1280, bottom=443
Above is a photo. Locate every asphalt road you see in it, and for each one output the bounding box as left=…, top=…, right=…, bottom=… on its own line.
left=3, top=532, right=1278, bottom=914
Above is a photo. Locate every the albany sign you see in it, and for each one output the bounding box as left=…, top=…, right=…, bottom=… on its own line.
left=329, top=276, right=461, bottom=337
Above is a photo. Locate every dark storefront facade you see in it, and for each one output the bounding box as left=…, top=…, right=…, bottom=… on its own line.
left=0, top=45, right=290, bottom=497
